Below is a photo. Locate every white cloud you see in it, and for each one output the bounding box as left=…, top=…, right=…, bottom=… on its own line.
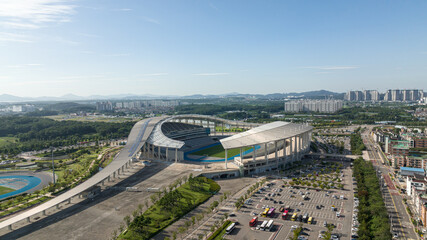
left=0, top=0, right=76, bottom=29
left=59, top=75, right=105, bottom=80
left=11, top=79, right=75, bottom=86
left=52, top=36, right=79, bottom=45
left=142, top=73, right=168, bottom=76
left=144, top=17, right=160, bottom=25
left=303, top=66, right=359, bottom=70
left=4, top=63, right=43, bottom=68
left=103, top=53, right=131, bottom=57
left=193, top=73, right=230, bottom=76
left=0, top=21, right=39, bottom=29
left=114, top=8, right=132, bottom=12
left=79, top=50, right=95, bottom=54
left=0, top=32, right=32, bottom=42
left=209, top=2, right=218, bottom=10
left=77, top=32, right=101, bottom=38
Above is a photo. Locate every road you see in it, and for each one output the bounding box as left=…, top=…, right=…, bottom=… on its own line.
left=362, top=129, right=418, bottom=240
left=0, top=161, right=197, bottom=240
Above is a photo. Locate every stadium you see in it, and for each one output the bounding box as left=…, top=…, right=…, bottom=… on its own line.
left=138, top=114, right=313, bottom=177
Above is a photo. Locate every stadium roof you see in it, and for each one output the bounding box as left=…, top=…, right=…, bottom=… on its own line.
left=146, top=118, right=185, bottom=149
left=147, top=114, right=262, bottom=149
left=220, top=121, right=313, bottom=149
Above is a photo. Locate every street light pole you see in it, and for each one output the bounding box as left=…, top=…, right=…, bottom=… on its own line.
left=51, top=147, right=55, bottom=184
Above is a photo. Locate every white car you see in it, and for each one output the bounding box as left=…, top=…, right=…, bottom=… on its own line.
left=318, top=230, right=326, bottom=239
left=331, top=234, right=340, bottom=240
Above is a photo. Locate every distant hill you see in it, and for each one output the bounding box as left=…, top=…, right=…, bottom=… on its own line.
left=0, top=90, right=345, bottom=103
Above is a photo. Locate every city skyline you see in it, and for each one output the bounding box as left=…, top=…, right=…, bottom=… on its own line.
left=0, top=0, right=427, bottom=96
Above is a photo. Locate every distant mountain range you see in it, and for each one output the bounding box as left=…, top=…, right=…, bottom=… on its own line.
left=0, top=90, right=344, bottom=103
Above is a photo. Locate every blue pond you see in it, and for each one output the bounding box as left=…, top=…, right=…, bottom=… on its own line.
left=0, top=175, right=41, bottom=200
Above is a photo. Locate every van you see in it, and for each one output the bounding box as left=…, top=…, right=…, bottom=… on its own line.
left=340, top=195, right=344, bottom=200
left=302, top=214, right=308, bottom=223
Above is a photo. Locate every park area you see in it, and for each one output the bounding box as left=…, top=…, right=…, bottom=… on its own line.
left=121, top=176, right=220, bottom=240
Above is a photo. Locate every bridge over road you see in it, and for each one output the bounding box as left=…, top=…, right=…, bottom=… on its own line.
left=0, top=117, right=166, bottom=231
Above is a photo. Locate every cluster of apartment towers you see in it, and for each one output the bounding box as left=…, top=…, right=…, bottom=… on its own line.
left=346, top=89, right=424, bottom=102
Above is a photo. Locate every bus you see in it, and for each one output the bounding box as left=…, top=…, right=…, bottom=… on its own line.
left=226, top=222, right=236, bottom=234
left=265, top=220, right=274, bottom=231
left=282, top=210, right=289, bottom=220
left=267, top=207, right=275, bottom=217
left=262, top=208, right=269, bottom=217
left=259, top=220, right=268, bottom=230
left=308, top=217, right=313, bottom=224
left=249, top=217, right=258, bottom=227
left=291, top=213, right=298, bottom=221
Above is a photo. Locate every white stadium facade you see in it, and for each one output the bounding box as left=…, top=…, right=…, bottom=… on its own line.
left=139, top=114, right=313, bottom=176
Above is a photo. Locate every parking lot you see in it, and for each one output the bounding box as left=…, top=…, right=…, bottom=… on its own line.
left=225, top=161, right=355, bottom=240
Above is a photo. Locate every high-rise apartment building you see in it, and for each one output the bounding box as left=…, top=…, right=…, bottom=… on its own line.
left=347, top=89, right=424, bottom=102
left=284, top=100, right=343, bottom=113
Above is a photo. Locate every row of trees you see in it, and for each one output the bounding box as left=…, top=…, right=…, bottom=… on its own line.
left=0, top=116, right=134, bottom=155
left=235, top=179, right=267, bottom=209
left=353, top=158, right=391, bottom=240
left=350, top=128, right=366, bottom=155
left=116, top=175, right=220, bottom=240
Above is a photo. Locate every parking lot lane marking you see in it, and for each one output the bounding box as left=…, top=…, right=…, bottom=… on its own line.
left=268, top=223, right=283, bottom=240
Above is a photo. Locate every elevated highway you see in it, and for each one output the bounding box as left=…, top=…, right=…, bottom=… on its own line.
left=0, top=117, right=166, bottom=231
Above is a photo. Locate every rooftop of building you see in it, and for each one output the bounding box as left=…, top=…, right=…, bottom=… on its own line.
left=393, top=143, right=410, bottom=150
left=401, top=167, right=425, bottom=173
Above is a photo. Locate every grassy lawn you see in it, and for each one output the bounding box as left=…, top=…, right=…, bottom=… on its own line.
left=0, top=186, right=15, bottom=195
left=122, top=176, right=220, bottom=240
left=0, top=137, right=19, bottom=148
left=192, top=144, right=252, bottom=158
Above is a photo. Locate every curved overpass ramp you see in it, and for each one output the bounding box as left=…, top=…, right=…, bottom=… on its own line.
left=0, top=116, right=166, bottom=230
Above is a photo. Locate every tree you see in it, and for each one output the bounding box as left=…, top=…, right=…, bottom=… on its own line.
left=129, top=215, right=150, bottom=238
left=132, top=210, right=139, bottom=219
left=138, top=203, right=143, bottom=214
left=191, top=216, right=196, bottom=227
left=150, top=194, right=158, bottom=205
left=123, top=215, right=131, bottom=228
left=110, top=229, right=118, bottom=240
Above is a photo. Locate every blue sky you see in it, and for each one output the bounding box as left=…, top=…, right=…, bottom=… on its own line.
left=0, top=0, right=426, bottom=97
